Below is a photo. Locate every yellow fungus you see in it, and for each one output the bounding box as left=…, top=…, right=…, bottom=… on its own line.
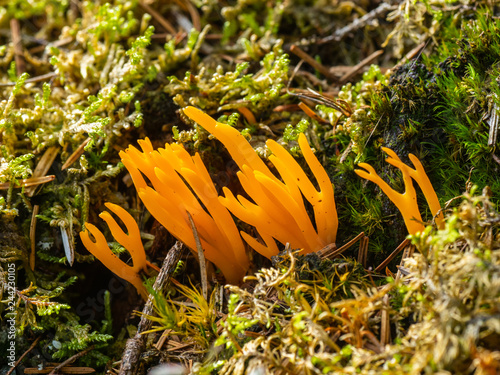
left=355, top=147, right=444, bottom=235
left=79, top=203, right=148, bottom=299
left=120, top=137, right=249, bottom=284
left=81, top=107, right=339, bottom=287
left=183, top=106, right=338, bottom=256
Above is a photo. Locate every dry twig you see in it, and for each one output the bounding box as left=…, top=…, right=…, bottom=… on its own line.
left=0, top=175, right=55, bottom=190
left=61, top=138, right=90, bottom=170
left=375, top=238, right=411, bottom=273
left=139, top=1, right=177, bottom=35
left=47, top=346, right=96, bottom=375
left=318, top=232, right=366, bottom=259
left=25, top=146, right=59, bottom=197
left=25, top=366, right=95, bottom=374
left=10, top=18, right=26, bottom=75
left=119, top=241, right=184, bottom=375
left=174, top=0, right=201, bottom=31
left=380, top=294, right=391, bottom=347
left=187, top=211, right=208, bottom=301
left=0, top=72, right=57, bottom=87
left=339, top=49, right=384, bottom=83
left=320, top=3, right=395, bottom=44
left=6, top=336, right=43, bottom=375
left=290, top=45, right=338, bottom=82
left=30, top=205, right=39, bottom=270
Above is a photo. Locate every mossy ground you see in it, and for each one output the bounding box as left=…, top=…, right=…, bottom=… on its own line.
left=0, top=1, right=499, bottom=374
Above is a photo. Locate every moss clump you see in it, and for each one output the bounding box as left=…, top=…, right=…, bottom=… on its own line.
left=191, top=188, right=500, bottom=374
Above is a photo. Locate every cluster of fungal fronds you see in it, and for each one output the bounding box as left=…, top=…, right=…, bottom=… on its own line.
left=80, top=108, right=444, bottom=296
left=79, top=107, right=338, bottom=290
left=355, top=147, right=444, bottom=235
left=120, top=136, right=249, bottom=284
left=183, top=106, right=338, bottom=258
left=79, top=203, right=148, bottom=298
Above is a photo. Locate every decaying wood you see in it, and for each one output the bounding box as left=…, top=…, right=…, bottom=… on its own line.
left=119, top=241, right=185, bottom=375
